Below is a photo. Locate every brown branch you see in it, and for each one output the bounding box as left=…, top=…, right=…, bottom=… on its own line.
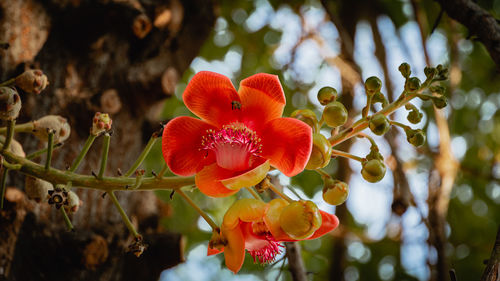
left=481, top=226, right=500, bottom=281
left=435, top=0, right=500, bottom=69
left=285, top=242, right=308, bottom=281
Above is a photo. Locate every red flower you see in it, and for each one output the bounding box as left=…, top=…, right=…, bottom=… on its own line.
left=207, top=198, right=339, bottom=273
left=162, top=72, right=312, bottom=197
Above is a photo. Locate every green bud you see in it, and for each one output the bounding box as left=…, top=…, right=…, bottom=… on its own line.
left=424, top=67, right=436, bottom=80
left=431, top=95, right=448, bottom=109
left=322, top=178, right=349, bottom=205
left=364, top=76, right=382, bottom=96
left=368, top=114, right=391, bottom=136
left=291, top=109, right=320, bottom=133
left=372, top=92, right=389, bottom=108
left=279, top=200, right=322, bottom=239
left=317, top=86, right=337, bottom=105
left=407, top=108, right=423, bottom=124
left=405, top=128, right=426, bottom=147
left=305, top=133, right=332, bottom=170
left=405, top=77, right=421, bottom=92
left=322, top=101, right=348, bottom=128
left=435, top=64, right=449, bottom=81
left=398, top=63, right=411, bottom=78
left=0, top=87, right=21, bottom=120
left=429, top=85, right=445, bottom=95
left=361, top=159, right=386, bottom=183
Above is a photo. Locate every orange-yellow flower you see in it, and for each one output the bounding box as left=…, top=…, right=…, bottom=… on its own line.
left=162, top=72, right=312, bottom=197
left=207, top=198, right=339, bottom=273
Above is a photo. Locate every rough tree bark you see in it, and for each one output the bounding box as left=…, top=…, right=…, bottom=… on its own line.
left=435, top=0, right=500, bottom=70
left=0, top=0, right=216, bottom=280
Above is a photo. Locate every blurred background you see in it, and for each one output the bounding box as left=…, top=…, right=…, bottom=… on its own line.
left=0, top=0, right=499, bottom=281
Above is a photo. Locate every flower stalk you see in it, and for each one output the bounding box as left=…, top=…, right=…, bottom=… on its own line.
left=108, top=191, right=140, bottom=238
left=2, top=119, right=16, bottom=151
left=70, top=134, right=97, bottom=172
left=124, top=134, right=158, bottom=177
left=97, top=133, right=111, bottom=179
left=175, top=188, right=219, bottom=231
left=45, top=130, right=55, bottom=170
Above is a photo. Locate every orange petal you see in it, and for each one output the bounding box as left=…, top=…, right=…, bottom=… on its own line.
left=239, top=73, right=286, bottom=130
left=307, top=210, right=339, bottom=240
left=260, top=118, right=313, bottom=177
left=207, top=246, right=223, bottom=256
left=222, top=224, right=246, bottom=274
left=220, top=160, right=270, bottom=190
left=195, top=163, right=239, bottom=197
left=162, top=116, right=215, bottom=176
left=223, top=199, right=267, bottom=229
left=263, top=198, right=289, bottom=239
left=183, top=71, right=241, bottom=127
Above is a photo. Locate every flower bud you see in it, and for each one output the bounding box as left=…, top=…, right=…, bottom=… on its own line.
left=279, top=200, right=322, bottom=239
left=291, top=109, right=319, bottom=133
left=91, top=112, right=112, bottom=136
left=435, top=64, right=448, bottom=81
left=9, top=139, right=25, bottom=157
left=405, top=128, right=426, bottom=147
left=15, top=69, right=49, bottom=94
left=364, top=76, right=382, bottom=96
left=317, top=86, right=337, bottom=105
left=322, top=178, right=349, bottom=205
left=0, top=87, right=21, bottom=120
left=361, top=159, right=386, bottom=183
left=405, top=104, right=423, bottom=124
left=405, top=77, right=421, bottom=92
left=398, top=63, right=411, bottom=78
left=368, top=114, right=390, bottom=136
left=65, top=191, right=82, bottom=213
left=33, top=115, right=71, bottom=143
left=305, top=133, right=332, bottom=170
left=431, top=95, right=447, bottom=109
left=322, top=101, right=348, bottom=128
left=25, top=176, right=53, bottom=203
left=424, top=66, right=436, bottom=80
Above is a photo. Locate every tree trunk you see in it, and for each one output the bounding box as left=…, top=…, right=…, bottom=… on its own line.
left=0, top=0, right=216, bottom=280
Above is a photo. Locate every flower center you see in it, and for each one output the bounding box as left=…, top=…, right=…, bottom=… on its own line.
left=248, top=235, right=283, bottom=264
left=201, top=123, right=262, bottom=171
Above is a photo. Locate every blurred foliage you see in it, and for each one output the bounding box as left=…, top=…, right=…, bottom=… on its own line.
left=153, top=0, right=500, bottom=280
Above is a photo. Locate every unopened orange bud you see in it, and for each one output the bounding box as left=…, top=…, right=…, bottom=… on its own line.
left=279, top=200, right=322, bottom=239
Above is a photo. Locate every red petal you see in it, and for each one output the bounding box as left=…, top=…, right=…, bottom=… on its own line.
left=260, top=118, right=313, bottom=177
left=183, top=71, right=241, bottom=127
left=238, top=73, right=286, bottom=130
left=307, top=210, right=339, bottom=240
left=162, top=116, right=215, bottom=176
left=195, top=163, right=239, bottom=197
